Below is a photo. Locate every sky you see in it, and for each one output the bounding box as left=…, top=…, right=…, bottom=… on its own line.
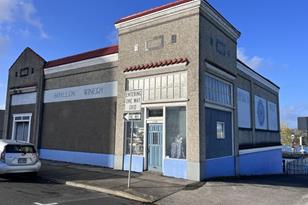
left=0, top=0, right=307, bottom=128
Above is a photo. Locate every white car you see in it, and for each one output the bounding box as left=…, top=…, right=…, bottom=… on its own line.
left=0, top=140, right=41, bottom=175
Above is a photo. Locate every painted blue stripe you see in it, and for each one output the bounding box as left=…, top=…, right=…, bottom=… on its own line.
left=163, top=158, right=187, bottom=179
left=202, top=156, right=235, bottom=179
left=123, top=155, right=144, bottom=173
left=39, top=149, right=114, bottom=168
left=240, top=148, right=282, bottom=175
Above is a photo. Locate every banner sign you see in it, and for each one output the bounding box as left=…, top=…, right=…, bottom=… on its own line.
left=255, top=95, right=268, bottom=130
left=268, top=101, right=278, bottom=131
left=44, top=81, right=117, bottom=103
left=237, top=88, right=251, bottom=128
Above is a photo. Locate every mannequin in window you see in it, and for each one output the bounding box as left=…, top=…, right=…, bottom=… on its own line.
left=171, top=134, right=185, bottom=159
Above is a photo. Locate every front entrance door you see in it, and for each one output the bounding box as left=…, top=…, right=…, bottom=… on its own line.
left=147, top=123, right=163, bottom=172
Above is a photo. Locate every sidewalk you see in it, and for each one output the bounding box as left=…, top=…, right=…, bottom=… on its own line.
left=39, top=160, right=194, bottom=203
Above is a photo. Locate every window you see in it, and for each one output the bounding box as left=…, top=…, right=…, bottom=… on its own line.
left=217, top=122, right=225, bottom=139
left=125, top=109, right=144, bottom=156
left=148, top=109, right=163, bottom=117
left=171, top=34, right=177, bottom=44
left=205, top=74, right=232, bottom=106
left=5, top=145, right=36, bottom=154
left=127, top=72, right=187, bottom=102
left=12, top=114, right=32, bottom=142
left=166, top=107, right=186, bottom=159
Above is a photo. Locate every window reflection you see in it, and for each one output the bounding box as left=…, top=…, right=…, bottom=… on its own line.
left=125, top=109, right=144, bottom=155
left=166, top=107, right=186, bottom=159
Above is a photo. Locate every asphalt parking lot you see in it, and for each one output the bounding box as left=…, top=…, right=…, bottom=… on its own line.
left=157, top=175, right=308, bottom=205
left=1, top=170, right=308, bottom=205
left=0, top=173, right=141, bottom=205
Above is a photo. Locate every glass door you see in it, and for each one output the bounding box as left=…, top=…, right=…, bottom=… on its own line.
left=147, top=123, right=163, bottom=172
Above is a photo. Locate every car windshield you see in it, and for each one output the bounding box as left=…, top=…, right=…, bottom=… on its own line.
left=5, top=145, right=36, bottom=154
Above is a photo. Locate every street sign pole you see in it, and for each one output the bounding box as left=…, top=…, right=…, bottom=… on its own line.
left=128, top=120, right=134, bottom=188
left=124, top=90, right=142, bottom=189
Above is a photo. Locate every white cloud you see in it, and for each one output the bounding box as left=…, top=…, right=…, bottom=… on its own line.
left=280, top=104, right=308, bottom=129
left=0, top=35, right=9, bottom=57
left=0, top=104, right=5, bottom=110
left=19, top=1, right=49, bottom=39
left=237, top=47, right=263, bottom=70
left=0, top=0, right=17, bottom=22
left=0, top=0, right=48, bottom=39
left=106, top=29, right=118, bottom=45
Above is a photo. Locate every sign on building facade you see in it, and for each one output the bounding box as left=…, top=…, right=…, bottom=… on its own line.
left=237, top=88, right=251, bottom=128
left=44, top=82, right=117, bottom=103
left=267, top=101, right=278, bottom=131
left=124, top=90, right=142, bottom=113
left=255, top=95, right=268, bottom=130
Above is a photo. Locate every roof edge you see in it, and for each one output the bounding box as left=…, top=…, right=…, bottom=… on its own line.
left=115, top=0, right=193, bottom=24
left=44, top=45, right=118, bottom=69
left=237, top=59, right=280, bottom=90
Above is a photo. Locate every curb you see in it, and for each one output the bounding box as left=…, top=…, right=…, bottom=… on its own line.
left=43, top=177, right=152, bottom=203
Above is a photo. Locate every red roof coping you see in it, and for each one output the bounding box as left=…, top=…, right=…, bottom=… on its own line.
left=124, top=57, right=189, bottom=72
left=44, top=45, right=118, bottom=68
left=115, top=0, right=193, bottom=24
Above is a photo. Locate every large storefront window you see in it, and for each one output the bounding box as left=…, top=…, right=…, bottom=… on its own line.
left=205, top=74, right=232, bottom=106
left=166, top=107, right=186, bottom=159
left=125, top=109, right=144, bottom=155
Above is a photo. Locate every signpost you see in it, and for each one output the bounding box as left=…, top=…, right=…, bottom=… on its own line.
left=124, top=90, right=142, bottom=189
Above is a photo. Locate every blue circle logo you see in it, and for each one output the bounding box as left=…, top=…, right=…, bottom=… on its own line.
left=257, top=100, right=265, bottom=126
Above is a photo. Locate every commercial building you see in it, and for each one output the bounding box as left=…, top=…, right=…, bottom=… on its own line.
left=2, top=0, right=282, bottom=181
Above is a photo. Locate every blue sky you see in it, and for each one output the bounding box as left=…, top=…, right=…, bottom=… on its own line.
left=0, top=0, right=307, bottom=128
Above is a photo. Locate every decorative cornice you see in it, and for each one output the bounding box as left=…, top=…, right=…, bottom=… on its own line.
left=200, top=1, right=241, bottom=40
left=124, top=57, right=189, bottom=73
left=115, top=0, right=240, bottom=41
left=115, top=0, right=200, bottom=30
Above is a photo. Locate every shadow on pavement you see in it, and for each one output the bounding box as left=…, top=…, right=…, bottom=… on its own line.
left=206, top=174, right=308, bottom=189
left=0, top=173, right=58, bottom=185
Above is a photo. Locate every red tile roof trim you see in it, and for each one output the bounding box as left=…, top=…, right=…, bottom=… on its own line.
left=44, top=45, right=118, bottom=68
left=124, top=57, right=189, bottom=73
left=116, top=0, right=193, bottom=24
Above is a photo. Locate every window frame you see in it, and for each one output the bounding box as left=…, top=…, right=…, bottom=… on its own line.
left=11, top=113, right=32, bottom=143
left=204, top=73, right=233, bottom=108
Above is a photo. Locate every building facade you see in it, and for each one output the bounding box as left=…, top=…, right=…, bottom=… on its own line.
left=2, top=0, right=282, bottom=181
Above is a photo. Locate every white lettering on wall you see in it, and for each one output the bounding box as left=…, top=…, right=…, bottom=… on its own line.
left=44, top=81, right=117, bottom=103
left=11, top=92, right=37, bottom=106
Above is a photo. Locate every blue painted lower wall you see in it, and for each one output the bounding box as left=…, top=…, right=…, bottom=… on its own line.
left=202, top=156, right=235, bottom=179
left=163, top=158, right=187, bottom=179
left=123, top=155, right=144, bottom=172
left=39, top=149, right=114, bottom=168
left=239, top=148, right=283, bottom=175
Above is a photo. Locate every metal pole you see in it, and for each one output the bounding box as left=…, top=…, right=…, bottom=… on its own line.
left=128, top=120, right=134, bottom=188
